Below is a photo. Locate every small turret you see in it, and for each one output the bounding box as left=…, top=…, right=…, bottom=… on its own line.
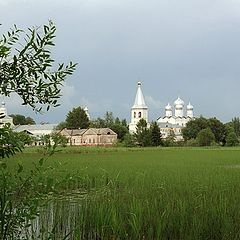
left=165, top=103, right=172, bottom=117
left=84, top=106, right=90, bottom=120
left=186, top=102, right=193, bottom=118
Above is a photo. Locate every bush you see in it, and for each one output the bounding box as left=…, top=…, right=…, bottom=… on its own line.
left=185, top=139, right=198, bottom=147
left=122, top=133, right=136, bottom=147
left=226, top=131, right=239, bottom=146
left=197, top=128, right=215, bottom=146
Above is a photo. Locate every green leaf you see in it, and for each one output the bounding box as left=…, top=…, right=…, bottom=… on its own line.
left=0, top=161, right=7, bottom=169
left=17, top=163, right=23, bottom=173
left=39, top=157, right=44, bottom=166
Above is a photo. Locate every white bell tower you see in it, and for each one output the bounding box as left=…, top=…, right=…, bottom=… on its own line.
left=129, top=82, right=148, bottom=133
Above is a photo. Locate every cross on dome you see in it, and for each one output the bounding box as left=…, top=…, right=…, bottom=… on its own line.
left=187, top=102, right=193, bottom=110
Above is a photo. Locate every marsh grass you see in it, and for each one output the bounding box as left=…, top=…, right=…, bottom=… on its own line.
left=9, top=147, right=240, bottom=239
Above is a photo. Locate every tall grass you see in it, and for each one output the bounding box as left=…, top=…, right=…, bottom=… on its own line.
left=10, top=147, right=240, bottom=239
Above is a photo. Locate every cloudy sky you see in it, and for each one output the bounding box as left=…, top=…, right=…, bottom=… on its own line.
left=1, top=0, right=240, bottom=123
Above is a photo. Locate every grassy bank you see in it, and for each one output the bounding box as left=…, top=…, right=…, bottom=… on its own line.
left=8, top=147, right=240, bottom=239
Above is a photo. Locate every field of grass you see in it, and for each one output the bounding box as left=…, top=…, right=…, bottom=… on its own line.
left=9, top=147, right=240, bottom=239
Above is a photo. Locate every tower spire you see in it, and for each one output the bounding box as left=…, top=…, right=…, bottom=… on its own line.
left=133, top=82, right=147, bottom=108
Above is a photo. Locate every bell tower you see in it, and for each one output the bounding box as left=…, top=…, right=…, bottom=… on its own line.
left=129, top=82, right=148, bottom=133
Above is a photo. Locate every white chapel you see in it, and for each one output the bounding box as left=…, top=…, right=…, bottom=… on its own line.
left=157, top=98, right=194, bottom=140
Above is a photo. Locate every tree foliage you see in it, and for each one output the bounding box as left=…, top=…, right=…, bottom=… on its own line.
left=55, top=121, right=67, bottom=130
left=226, top=131, right=239, bottom=146
left=0, top=124, right=23, bottom=158
left=0, top=21, right=76, bottom=112
left=0, top=22, right=76, bottom=238
left=208, top=117, right=226, bottom=144
left=182, top=116, right=226, bottom=145
left=41, top=132, right=68, bottom=147
left=135, top=119, right=151, bottom=147
left=9, top=114, right=35, bottom=125
left=91, top=112, right=128, bottom=141
left=182, top=117, right=209, bottom=140
left=16, top=131, right=34, bottom=145
left=197, top=128, right=215, bottom=146
left=122, top=133, right=136, bottom=147
left=164, top=129, right=176, bottom=147
left=226, top=117, right=240, bottom=137
left=150, top=122, right=162, bottom=146
left=65, top=106, right=90, bottom=129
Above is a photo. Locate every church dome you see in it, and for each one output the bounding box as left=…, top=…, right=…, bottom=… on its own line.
left=187, top=102, right=193, bottom=110
left=165, top=103, right=172, bottom=110
left=174, top=97, right=184, bottom=107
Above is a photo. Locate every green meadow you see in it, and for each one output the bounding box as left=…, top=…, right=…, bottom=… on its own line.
left=9, top=147, right=240, bottom=239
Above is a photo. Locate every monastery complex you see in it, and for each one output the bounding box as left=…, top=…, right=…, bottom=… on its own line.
left=129, top=82, right=194, bottom=140
left=0, top=81, right=194, bottom=143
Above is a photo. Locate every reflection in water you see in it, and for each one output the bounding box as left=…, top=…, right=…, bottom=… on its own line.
left=22, top=190, right=94, bottom=239
left=20, top=186, right=118, bottom=239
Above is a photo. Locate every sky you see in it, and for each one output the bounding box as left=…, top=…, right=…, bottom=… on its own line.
left=1, top=0, right=240, bottom=123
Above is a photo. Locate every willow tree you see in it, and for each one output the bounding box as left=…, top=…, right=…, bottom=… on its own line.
left=0, top=21, right=76, bottom=112
left=0, top=21, right=76, bottom=238
left=0, top=21, right=76, bottom=156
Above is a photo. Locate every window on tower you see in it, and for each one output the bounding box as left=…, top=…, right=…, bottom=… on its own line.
left=138, top=112, right=141, bottom=118
left=134, top=112, right=136, bottom=118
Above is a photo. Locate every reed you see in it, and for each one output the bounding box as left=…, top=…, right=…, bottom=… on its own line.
left=8, top=147, right=240, bottom=239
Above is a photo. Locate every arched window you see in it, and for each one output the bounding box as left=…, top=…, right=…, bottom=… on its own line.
left=134, top=112, right=136, bottom=118
left=89, top=139, right=91, bottom=144
left=138, top=112, right=141, bottom=118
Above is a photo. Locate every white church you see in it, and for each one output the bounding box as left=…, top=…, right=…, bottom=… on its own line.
left=129, top=82, right=194, bottom=140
